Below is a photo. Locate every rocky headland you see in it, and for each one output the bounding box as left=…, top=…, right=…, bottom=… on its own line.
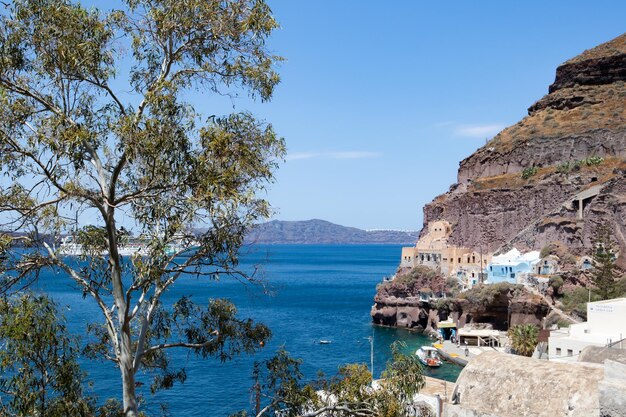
left=371, top=267, right=551, bottom=334
left=372, top=33, right=626, bottom=332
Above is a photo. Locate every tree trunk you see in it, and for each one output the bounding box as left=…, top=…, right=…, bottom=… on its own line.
left=121, top=330, right=139, bottom=417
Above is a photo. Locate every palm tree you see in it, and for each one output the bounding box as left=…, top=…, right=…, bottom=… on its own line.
left=508, top=324, right=539, bottom=356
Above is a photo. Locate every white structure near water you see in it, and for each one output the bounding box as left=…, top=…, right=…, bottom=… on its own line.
left=485, top=248, right=541, bottom=284
left=548, top=298, right=626, bottom=362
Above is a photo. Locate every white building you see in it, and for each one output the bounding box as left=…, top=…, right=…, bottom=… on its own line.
left=548, top=297, right=626, bottom=362
left=485, top=248, right=540, bottom=284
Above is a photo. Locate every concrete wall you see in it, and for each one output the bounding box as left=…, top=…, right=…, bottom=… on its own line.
left=600, top=360, right=626, bottom=417
left=588, top=299, right=626, bottom=337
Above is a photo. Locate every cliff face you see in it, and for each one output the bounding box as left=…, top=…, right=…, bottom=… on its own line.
left=371, top=283, right=549, bottom=332
left=422, top=33, right=626, bottom=263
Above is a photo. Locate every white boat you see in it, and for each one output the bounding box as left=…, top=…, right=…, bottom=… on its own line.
left=318, top=340, right=332, bottom=344
left=58, top=236, right=198, bottom=258
left=58, top=236, right=149, bottom=257
left=416, top=346, right=442, bottom=367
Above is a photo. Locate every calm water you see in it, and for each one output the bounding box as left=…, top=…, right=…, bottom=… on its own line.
left=35, top=244, right=461, bottom=416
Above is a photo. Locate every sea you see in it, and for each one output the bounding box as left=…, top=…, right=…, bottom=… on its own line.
left=34, top=244, right=461, bottom=416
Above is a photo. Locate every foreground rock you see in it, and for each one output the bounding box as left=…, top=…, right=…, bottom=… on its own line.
left=447, top=351, right=605, bottom=417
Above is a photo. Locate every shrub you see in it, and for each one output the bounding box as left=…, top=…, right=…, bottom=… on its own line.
left=539, top=245, right=553, bottom=259
left=549, top=276, right=564, bottom=291
left=521, top=166, right=538, bottom=180
left=556, top=319, right=572, bottom=328
left=458, top=282, right=521, bottom=306
left=562, top=287, right=600, bottom=320
left=584, top=156, right=604, bottom=166
left=556, top=162, right=571, bottom=174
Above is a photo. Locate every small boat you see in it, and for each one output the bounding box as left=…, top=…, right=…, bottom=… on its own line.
left=416, top=346, right=442, bottom=367
left=318, top=340, right=332, bottom=344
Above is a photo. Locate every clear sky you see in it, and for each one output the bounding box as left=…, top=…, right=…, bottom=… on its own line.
left=215, top=0, right=625, bottom=231
left=5, top=1, right=626, bottom=232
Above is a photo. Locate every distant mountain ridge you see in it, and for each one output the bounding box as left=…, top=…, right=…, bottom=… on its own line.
left=245, top=219, right=419, bottom=244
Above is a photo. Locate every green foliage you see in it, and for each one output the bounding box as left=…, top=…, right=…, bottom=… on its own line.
left=0, top=294, right=94, bottom=417
left=235, top=342, right=426, bottom=417
left=590, top=224, right=620, bottom=300
left=434, top=297, right=455, bottom=311
left=458, top=282, right=522, bottom=306
left=378, top=266, right=444, bottom=298
left=556, top=156, right=603, bottom=174
left=521, top=166, right=538, bottom=179
left=0, top=0, right=284, bottom=415
left=556, top=319, right=572, bottom=329
left=584, top=156, right=604, bottom=166
left=562, top=287, right=600, bottom=320
left=508, top=324, right=539, bottom=357
left=549, top=275, right=564, bottom=292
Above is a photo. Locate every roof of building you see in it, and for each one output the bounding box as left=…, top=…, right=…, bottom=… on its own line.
left=491, top=248, right=540, bottom=266
left=451, top=351, right=603, bottom=417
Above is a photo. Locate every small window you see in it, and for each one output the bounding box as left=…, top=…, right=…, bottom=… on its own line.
left=567, top=349, right=573, bottom=357
left=556, top=348, right=561, bottom=356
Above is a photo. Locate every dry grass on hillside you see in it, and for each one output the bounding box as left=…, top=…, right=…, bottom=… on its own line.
left=564, top=33, right=626, bottom=65
left=470, top=158, right=626, bottom=191
left=488, top=83, right=626, bottom=155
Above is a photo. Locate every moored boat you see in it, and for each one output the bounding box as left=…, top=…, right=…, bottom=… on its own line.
left=416, top=346, right=442, bottom=367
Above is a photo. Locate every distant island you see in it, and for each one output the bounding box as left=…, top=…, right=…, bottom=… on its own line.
left=245, top=219, right=419, bottom=244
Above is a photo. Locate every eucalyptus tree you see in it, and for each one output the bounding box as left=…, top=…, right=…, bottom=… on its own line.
left=233, top=342, right=427, bottom=417
left=0, top=294, right=95, bottom=417
left=0, top=0, right=284, bottom=415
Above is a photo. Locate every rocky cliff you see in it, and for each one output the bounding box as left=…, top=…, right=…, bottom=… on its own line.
left=422, top=33, right=626, bottom=264
left=371, top=281, right=549, bottom=333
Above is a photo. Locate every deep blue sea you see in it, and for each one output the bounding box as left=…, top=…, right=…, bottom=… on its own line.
left=35, top=244, right=461, bottom=416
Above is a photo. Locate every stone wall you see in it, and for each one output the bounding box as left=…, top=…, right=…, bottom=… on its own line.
left=445, top=351, right=604, bottom=417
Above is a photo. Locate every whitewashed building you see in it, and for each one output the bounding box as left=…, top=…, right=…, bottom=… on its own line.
left=485, top=248, right=541, bottom=284
left=548, top=297, right=626, bottom=362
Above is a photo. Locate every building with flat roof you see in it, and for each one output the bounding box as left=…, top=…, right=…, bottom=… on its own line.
left=400, top=221, right=490, bottom=287
left=549, top=297, right=626, bottom=362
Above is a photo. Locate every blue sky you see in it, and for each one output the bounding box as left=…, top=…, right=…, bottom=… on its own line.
left=224, top=1, right=625, bottom=230
left=5, top=1, right=626, bottom=231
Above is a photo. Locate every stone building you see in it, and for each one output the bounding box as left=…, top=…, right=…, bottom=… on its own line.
left=535, top=254, right=560, bottom=275
left=400, top=221, right=490, bottom=287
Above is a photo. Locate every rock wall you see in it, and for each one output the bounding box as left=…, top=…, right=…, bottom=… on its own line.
left=371, top=285, right=549, bottom=332
left=445, top=351, right=604, bottom=417
left=420, top=33, right=626, bottom=259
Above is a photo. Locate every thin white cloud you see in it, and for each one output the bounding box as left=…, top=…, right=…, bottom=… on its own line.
left=454, top=124, right=505, bottom=138
left=286, top=151, right=381, bottom=161
left=286, top=152, right=320, bottom=161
